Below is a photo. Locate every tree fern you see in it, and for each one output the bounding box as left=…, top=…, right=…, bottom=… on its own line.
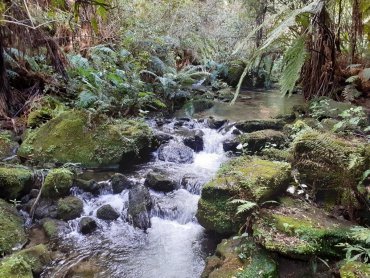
left=230, top=199, right=258, bottom=215
left=280, top=36, right=307, bottom=96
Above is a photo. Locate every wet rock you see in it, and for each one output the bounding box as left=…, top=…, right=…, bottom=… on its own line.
left=0, top=130, right=18, bottom=160
left=231, top=128, right=241, bottom=135
left=96, top=204, right=120, bottom=221
left=183, top=130, right=204, bottom=152
left=197, top=156, right=291, bottom=235
left=145, top=170, right=178, bottom=192
left=183, top=99, right=214, bottom=115
left=253, top=197, right=361, bottom=260
left=153, top=132, right=173, bottom=146
left=181, top=175, right=203, bottom=195
left=0, top=244, right=51, bottom=277
left=30, top=189, right=39, bottom=199
left=158, top=143, right=194, bottom=164
left=222, top=139, right=240, bottom=153
left=207, top=118, right=227, bottom=129
left=128, top=185, right=152, bottom=230
left=235, top=119, right=285, bottom=133
left=0, top=199, right=27, bottom=255
left=57, top=196, right=84, bottom=221
left=27, top=199, right=58, bottom=220
left=0, top=166, right=33, bottom=200
left=238, top=129, right=288, bottom=154
left=202, top=237, right=277, bottom=278
left=18, top=110, right=153, bottom=168
left=41, top=218, right=69, bottom=238
left=42, top=168, right=74, bottom=199
left=78, top=217, right=97, bottom=234
left=111, top=173, right=134, bottom=194
left=74, top=179, right=101, bottom=195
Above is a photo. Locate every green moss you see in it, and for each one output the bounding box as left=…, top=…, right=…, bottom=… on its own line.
left=42, top=219, right=58, bottom=238
left=18, top=110, right=153, bottom=167
left=42, top=168, right=73, bottom=198
left=0, top=244, right=51, bottom=278
left=261, top=148, right=293, bottom=162
left=197, top=156, right=291, bottom=234
left=238, top=129, right=287, bottom=154
left=339, top=261, right=370, bottom=278
left=57, top=196, right=83, bottom=221
left=0, top=166, right=33, bottom=200
left=0, top=199, right=27, bottom=255
left=0, top=131, right=18, bottom=160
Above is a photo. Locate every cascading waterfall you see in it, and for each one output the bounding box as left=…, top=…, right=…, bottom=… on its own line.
left=41, top=119, right=233, bottom=278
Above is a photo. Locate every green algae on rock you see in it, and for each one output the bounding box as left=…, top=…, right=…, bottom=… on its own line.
left=197, top=156, right=291, bottom=234
left=18, top=110, right=153, bottom=167
left=0, top=244, right=51, bottom=278
left=339, top=261, right=370, bottom=278
left=202, top=237, right=277, bottom=278
left=57, top=196, right=84, bottom=221
left=253, top=197, right=355, bottom=259
left=42, top=168, right=74, bottom=198
left=0, top=199, right=27, bottom=255
left=0, top=166, right=33, bottom=200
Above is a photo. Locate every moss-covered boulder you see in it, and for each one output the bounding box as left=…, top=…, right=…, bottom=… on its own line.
left=292, top=130, right=369, bottom=208
left=18, top=110, right=153, bottom=167
left=0, top=244, right=51, bottom=278
left=261, top=148, right=293, bottom=162
left=57, top=196, right=84, bottom=221
left=41, top=218, right=69, bottom=239
left=197, top=156, right=291, bottom=235
left=0, top=199, right=27, bottom=255
left=339, top=261, right=370, bottom=278
left=238, top=129, right=287, bottom=154
left=235, top=119, right=285, bottom=133
left=41, top=168, right=73, bottom=199
left=223, top=60, right=253, bottom=87
left=0, top=131, right=18, bottom=160
left=202, top=237, right=277, bottom=278
left=309, top=97, right=356, bottom=120
left=253, top=197, right=355, bottom=259
left=0, top=166, right=33, bottom=200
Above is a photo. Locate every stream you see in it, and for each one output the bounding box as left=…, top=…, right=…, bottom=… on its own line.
left=41, top=91, right=303, bottom=278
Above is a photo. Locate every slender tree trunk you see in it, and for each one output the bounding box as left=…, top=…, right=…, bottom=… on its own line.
left=0, top=29, right=10, bottom=118
left=350, top=0, right=362, bottom=63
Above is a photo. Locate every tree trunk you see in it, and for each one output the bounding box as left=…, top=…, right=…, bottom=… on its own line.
left=350, top=0, right=362, bottom=63
left=0, top=29, right=10, bottom=118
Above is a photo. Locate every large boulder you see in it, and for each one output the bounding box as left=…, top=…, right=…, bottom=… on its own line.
left=0, top=244, right=51, bottom=278
left=197, top=156, right=291, bottom=235
left=235, top=119, right=285, bottom=133
left=0, top=131, right=18, bottom=160
left=0, top=166, right=33, bottom=200
left=41, top=168, right=74, bottom=199
left=18, top=110, right=153, bottom=168
left=0, top=199, right=27, bottom=255
left=127, top=185, right=152, bottom=230
left=57, top=196, right=84, bottom=221
left=144, top=170, right=178, bottom=192
left=253, top=197, right=357, bottom=260
left=157, top=143, right=194, bottom=164
left=111, top=173, right=133, bottom=194
left=238, top=129, right=288, bottom=154
left=292, top=130, right=369, bottom=208
left=96, top=204, right=120, bottom=221
left=202, top=237, right=277, bottom=278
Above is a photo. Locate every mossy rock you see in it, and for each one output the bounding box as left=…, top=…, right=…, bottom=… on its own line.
left=224, top=60, right=253, bottom=87
left=0, top=199, right=27, bottom=255
left=0, top=131, right=18, bottom=160
left=238, top=129, right=287, bottom=154
left=41, top=218, right=68, bottom=239
left=309, top=97, right=356, bottom=120
left=253, top=197, right=355, bottom=259
left=292, top=130, right=369, bottom=208
left=235, top=119, right=285, bottom=133
left=0, top=244, right=51, bottom=278
left=0, top=166, right=33, bottom=200
left=261, top=148, right=293, bottom=162
left=18, top=110, right=153, bottom=168
left=197, top=156, right=291, bottom=235
left=42, top=168, right=73, bottom=199
left=57, top=196, right=84, bottom=221
left=339, top=261, right=370, bottom=278
left=202, top=237, right=277, bottom=278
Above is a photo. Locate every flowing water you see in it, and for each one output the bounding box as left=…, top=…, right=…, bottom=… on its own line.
left=41, top=91, right=303, bottom=278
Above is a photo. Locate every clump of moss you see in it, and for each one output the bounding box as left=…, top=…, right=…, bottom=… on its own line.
left=339, top=261, right=370, bottom=278
left=42, top=219, right=59, bottom=238
left=0, top=244, right=51, bottom=278
left=238, top=129, right=287, bottom=154
left=0, top=166, right=33, bottom=200
left=261, top=148, right=293, bottom=162
left=42, top=168, right=73, bottom=199
left=0, top=131, right=18, bottom=160
left=197, top=156, right=291, bottom=234
left=57, top=196, right=83, bottom=221
left=27, top=96, right=65, bottom=128
left=18, top=110, right=153, bottom=167
left=0, top=199, right=27, bottom=255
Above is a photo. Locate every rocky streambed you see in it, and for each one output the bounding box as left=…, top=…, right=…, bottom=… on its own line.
left=0, top=92, right=369, bottom=278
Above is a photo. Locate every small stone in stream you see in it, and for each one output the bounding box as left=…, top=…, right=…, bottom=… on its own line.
left=232, top=129, right=241, bottom=135
left=111, top=173, right=134, bottom=194
left=30, top=189, right=39, bottom=198
left=153, top=132, right=173, bottom=146
left=183, top=130, right=204, bottom=152
left=157, top=143, right=194, bottom=164
left=74, top=179, right=101, bottom=195
left=144, top=171, right=178, bottom=192
left=128, top=185, right=152, bottom=230
left=57, top=196, right=84, bottom=221
left=208, top=118, right=227, bottom=129
left=96, top=204, right=120, bottom=221
left=223, top=139, right=240, bottom=152
left=78, top=217, right=97, bottom=234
